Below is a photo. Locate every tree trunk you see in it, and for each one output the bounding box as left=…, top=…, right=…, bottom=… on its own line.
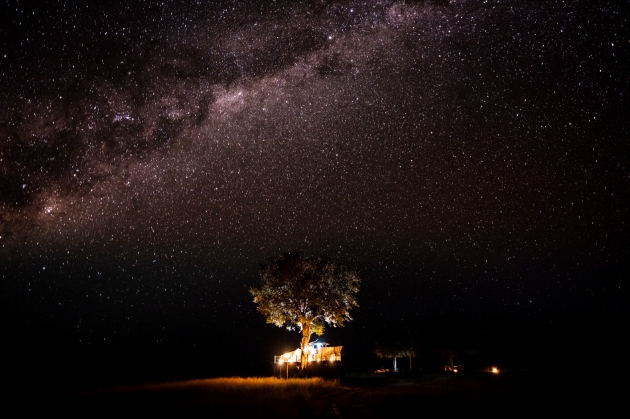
left=300, top=323, right=311, bottom=371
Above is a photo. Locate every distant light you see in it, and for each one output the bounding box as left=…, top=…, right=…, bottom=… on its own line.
left=278, top=359, right=283, bottom=364
left=491, top=367, right=499, bottom=374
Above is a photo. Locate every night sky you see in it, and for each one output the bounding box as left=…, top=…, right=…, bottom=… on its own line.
left=1, top=0, right=627, bottom=383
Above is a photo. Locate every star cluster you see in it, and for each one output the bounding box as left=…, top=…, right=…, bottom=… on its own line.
left=0, top=0, right=627, bottom=375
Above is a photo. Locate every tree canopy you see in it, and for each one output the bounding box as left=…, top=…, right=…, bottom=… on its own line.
left=374, top=328, right=416, bottom=372
left=250, top=252, right=360, bottom=369
left=425, top=313, right=472, bottom=370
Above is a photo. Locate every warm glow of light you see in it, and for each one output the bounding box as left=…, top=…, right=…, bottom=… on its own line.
left=275, top=345, right=342, bottom=364
left=491, top=367, right=499, bottom=374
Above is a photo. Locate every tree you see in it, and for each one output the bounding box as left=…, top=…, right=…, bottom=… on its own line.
left=250, top=252, right=360, bottom=370
left=426, top=313, right=472, bottom=370
left=374, top=328, right=416, bottom=372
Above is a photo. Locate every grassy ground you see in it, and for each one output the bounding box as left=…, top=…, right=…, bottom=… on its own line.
left=26, top=377, right=341, bottom=417
left=16, top=372, right=613, bottom=417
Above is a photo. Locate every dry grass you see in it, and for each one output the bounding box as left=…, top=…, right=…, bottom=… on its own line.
left=25, top=372, right=597, bottom=417
left=110, top=376, right=340, bottom=394
left=34, top=377, right=342, bottom=417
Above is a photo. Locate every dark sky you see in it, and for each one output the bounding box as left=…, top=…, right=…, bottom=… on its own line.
left=1, top=0, right=627, bottom=380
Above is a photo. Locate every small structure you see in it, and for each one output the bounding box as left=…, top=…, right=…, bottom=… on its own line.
left=444, top=364, right=464, bottom=373
left=275, top=342, right=342, bottom=364
left=274, top=342, right=342, bottom=378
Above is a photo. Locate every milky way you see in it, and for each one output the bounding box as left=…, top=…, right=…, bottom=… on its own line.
left=0, top=1, right=627, bottom=371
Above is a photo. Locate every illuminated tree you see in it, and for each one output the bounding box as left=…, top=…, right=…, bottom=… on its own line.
left=251, top=252, right=360, bottom=370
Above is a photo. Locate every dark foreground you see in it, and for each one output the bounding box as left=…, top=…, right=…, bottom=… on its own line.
left=13, top=371, right=617, bottom=417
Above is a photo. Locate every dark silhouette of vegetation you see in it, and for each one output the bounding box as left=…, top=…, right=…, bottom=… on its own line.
left=425, top=313, right=472, bottom=370
left=374, top=328, right=416, bottom=372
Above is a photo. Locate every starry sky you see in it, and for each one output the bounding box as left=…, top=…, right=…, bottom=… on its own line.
left=1, top=0, right=627, bottom=381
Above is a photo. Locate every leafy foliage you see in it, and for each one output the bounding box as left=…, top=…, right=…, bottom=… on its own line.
left=251, top=252, right=360, bottom=368
left=374, top=328, right=416, bottom=371
left=251, top=252, right=360, bottom=332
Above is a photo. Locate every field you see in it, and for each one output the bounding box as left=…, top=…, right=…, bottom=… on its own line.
left=16, top=371, right=613, bottom=417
